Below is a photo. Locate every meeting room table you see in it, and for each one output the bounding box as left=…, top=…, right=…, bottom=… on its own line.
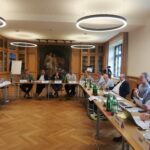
left=79, top=84, right=150, bottom=150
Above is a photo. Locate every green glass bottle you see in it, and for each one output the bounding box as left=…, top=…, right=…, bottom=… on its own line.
left=93, top=84, right=98, bottom=96
left=89, top=80, right=92, bottom=88
left=112, top=96, right=118, bottom=114
left=106, top=94, right=113, bottom=112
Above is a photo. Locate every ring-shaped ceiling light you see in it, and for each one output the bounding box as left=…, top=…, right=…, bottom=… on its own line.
left=76, top=14, right=127, bottom=32
left=10, top=42, right=37, bottom=47
left=0, top=17, right=7, bottom=28
left=71, top=44, right=95, bottom=49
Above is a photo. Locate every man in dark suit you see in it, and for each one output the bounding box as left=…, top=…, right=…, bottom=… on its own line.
left=113, top=74, right=130, bottom=98
left=112, top=74, right=130, bottom=142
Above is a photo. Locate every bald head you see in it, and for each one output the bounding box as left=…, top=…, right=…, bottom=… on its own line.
left=120, top=74, right=126, bottom=81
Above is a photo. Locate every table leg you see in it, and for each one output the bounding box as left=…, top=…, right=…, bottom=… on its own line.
left=47, top=84, right=50, bottom=99
left=122, top=139, right=130, bottom=150
left=95, top=109, right=100, bottom=139
left=14, top=84, right=17, bottom=100
left=126, top=143, right=129, bottom=150
left=87, top=98, right=90, bottom=116
left=122, top=139, right=125, bottom=150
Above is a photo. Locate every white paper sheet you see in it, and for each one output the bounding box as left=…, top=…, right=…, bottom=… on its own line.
left=133, top=116, right=150, bottom=130
left=68, top=81, right=77, bottom=84
left=0, top=81, right=11, bottom=88
left=126, top=107, right=144, bottom=113
left=88, top=96, right=103, bottom=102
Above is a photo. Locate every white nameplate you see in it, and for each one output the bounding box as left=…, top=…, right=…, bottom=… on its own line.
left=54, top=80, right=62, bottom=84
left=68, top=81, right=77, bottom=84
left=41, top=81, right=49, bottom=84
left=20, top=80, right=28, bottom=83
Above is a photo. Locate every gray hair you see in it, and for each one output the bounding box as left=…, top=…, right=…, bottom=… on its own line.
left=142, top=72, right=150, bottom=82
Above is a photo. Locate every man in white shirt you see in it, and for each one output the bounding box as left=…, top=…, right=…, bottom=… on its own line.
left=65, top=71, right=77, bottom=97
left=113, top=74, right=130, bottom=142
left=102, top=74, right=114, bottom=90
left=35, top=69, right=48, bottom=97
left=96, top=72, right=105, bottom=87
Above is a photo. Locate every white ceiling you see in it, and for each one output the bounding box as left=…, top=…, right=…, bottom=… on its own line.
left=0, top=0, right=150, bottom=43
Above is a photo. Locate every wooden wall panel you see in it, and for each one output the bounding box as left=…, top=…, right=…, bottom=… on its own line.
left=71, top=49, right=81, bottom=80
left=27, top=47, right=37, bottom=79
left=102, top=43, right=109, bottom=70
left=126, top=76, right=139, bottom=100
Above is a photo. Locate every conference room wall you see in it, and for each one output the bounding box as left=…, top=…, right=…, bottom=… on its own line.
left=128, top=24, right=150, bottom=77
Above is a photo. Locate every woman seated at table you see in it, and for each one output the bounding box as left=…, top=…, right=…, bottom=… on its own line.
left=35, top=69, right=49, bottom=97
left=51, top=71, right=63, bottom=97
left=133, top=72, right=150, bottom=109
left=20, top=69, right=34, bottom=98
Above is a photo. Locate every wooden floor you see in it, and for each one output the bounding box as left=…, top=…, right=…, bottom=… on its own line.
left=0, top=98, right=121, bottom=150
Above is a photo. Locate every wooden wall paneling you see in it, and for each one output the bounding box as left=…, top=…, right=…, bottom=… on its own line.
left=71, top=49, right=81, bottom=80
left=27, top=47, right=38, bottom=79
left=126, top=76, right=139, bottom=100
left=121, top=32, right=128, bottom=75
left=102, top=42, right=109, bottom=70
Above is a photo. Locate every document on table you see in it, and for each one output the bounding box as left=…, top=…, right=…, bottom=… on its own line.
left=116, top=96, right=124, bottom=101
left=109, top=91, right=124, bottom=101
left=119, top=101, right=133, bottom=109
left=88, top=96, right=103, bottom=102
left=0, top=81, right=11, bottom=88
left=132, top=116, right=150, bottom=130
left=126, top=107, right=144, bottom=113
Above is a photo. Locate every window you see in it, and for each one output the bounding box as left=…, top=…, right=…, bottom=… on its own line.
left=114, top=44, right=122, bottom=77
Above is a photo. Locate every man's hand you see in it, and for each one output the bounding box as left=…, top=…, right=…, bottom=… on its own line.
left=140, top=113, right=150, bottom=121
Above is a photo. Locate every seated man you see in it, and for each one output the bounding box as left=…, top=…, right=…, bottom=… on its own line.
left=96, top=72, right=105, bottom=87
left=112, top=74, right=130, bottom=142
left=133, top=72, right=150, bottom=108
left=80, top=70, right=94, bottom=82
left=102, top=74, right=114, bottom=90
left=51, top=71, right=63, bottom=97
left=35, top=69, right=48, bottom=97
left=20, top=69, right=34, bottom=98
left=0, top=78, right=9, bottom=104
left=65, top=71, right=77, bottom=97
left=112, top=74, right=130, bottom=98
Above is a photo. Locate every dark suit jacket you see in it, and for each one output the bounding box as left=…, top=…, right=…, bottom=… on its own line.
left=116, top=80, right=130, bottom=98
left=37, top=74, right=49, bottom=80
